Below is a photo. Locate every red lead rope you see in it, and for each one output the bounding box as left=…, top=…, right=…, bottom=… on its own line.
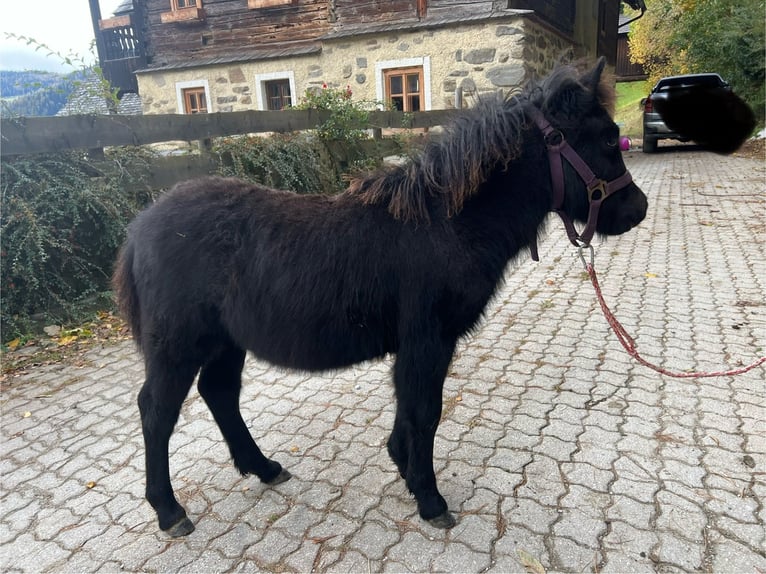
left=585, top=261, right=766, bottom=379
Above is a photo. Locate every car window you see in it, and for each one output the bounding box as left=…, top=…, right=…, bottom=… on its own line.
left=655, top=75, right=724, bottom=91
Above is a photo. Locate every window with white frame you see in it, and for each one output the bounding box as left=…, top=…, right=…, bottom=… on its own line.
left=375, top=57, right=431, bottom=111
left=175, top=80, right=211, bottom=114
left=254, top=71, right=296, bottom=111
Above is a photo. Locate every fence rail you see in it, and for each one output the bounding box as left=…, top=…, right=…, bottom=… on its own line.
left=0, top=109, right=456, bottom=157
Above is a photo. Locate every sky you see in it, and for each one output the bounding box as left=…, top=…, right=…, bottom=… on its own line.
left=0, top=0, right=123, bottom=72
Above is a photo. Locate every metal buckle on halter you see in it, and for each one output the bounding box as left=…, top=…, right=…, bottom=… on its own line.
left=587, top=180, right=607, bottom=202
left=544, top=129, right=565, bottom=147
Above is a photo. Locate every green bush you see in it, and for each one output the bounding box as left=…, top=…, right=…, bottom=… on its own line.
left=294, top=84, right=373, bottom=145
left=293, top=84, right=406, bottom=182
left=214, top=84, right=403, bottom=194
left=1, top=149, right=153, bottom=341
left=213, top=132, right=331, bottom=193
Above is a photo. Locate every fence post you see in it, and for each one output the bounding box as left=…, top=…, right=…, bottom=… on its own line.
left=454, top=87, right=463, bottom=110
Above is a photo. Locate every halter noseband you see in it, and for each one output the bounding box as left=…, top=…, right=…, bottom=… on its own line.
left=527, top=106, right=634, bottom=261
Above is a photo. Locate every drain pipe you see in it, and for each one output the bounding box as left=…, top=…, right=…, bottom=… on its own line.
left=621, top=0, right=647, bottom=27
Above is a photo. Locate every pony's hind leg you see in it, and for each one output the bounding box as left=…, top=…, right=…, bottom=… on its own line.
left=197, top=344, right=291, bottom=485
left=137, top=354, right=198, bottom=537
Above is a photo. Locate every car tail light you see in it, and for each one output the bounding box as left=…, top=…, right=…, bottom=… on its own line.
left=643, top=98, right=653, bottom=113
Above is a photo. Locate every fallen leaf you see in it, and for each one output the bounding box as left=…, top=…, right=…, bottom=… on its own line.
left=6, top=338, right=20, bottom=350
left=57, top=335, right=78, bottom=346
left=517, top=549, right=546, bottom=574
left=86, top=481, right=97, bottom=489
left=22, top=411, right=32, bottom=418
left=290, top=445, right=300, bottom=453
left=645, top=272, right=658, bottom=278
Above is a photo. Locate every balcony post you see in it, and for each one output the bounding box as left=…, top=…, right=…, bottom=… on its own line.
left=88, top=0, right=108, bottom=66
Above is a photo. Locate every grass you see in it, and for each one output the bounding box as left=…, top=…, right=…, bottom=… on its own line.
left=614, top=80, right=650, bottom=139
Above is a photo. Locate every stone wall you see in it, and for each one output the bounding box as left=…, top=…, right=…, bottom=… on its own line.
left=137, top=15, right=575, bottom=115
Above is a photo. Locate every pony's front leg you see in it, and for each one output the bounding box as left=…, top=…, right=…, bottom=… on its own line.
left=391, top=336, right=456, bottom=529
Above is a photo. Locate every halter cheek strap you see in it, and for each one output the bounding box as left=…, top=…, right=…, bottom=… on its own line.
left=527, top=107, right=634, bottom=261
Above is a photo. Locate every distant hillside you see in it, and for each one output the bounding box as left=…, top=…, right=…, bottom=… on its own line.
left=1, top=70, right=63, bottom=98
left=0, top=69, right=90, bottom=117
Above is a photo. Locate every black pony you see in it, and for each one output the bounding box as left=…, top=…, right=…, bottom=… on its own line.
left=114, top=58, right=647, bottom=536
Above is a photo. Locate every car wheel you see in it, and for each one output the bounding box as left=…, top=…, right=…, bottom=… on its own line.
left=643, top=135, right=658, bottom=153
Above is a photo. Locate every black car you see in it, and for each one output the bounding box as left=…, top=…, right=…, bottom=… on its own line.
left=641, top=73, right=730, bottom=153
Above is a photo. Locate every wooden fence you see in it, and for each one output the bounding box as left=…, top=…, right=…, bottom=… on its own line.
left=1, top=109, right=456, bottom=187
left=0, top=109, right=456, bottom=157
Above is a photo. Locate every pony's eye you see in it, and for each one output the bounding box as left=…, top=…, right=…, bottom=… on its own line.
left=606, top=138, right=618, bottom=148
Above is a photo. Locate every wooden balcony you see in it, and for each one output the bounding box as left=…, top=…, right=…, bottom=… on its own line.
left=97, top=16, right=146, bottom=95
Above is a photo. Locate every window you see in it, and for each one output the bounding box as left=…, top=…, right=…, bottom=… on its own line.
left=384, top=67, right=423, bottom=112
left=183, top=88, right=207, bottom=114
left=264, top=79, right=292, bottom=110
left=161, top=0, right=204, bottom=23
left=255, top=71, right=296, bottom=111
left=175, top=80, right=211, bottom=114
left=248, top=0, right=292, bottom=7
left=375, top=57, right=431, bottom=112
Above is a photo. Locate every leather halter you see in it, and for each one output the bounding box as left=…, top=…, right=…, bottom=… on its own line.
left=527, top=107, right=634, bottom=261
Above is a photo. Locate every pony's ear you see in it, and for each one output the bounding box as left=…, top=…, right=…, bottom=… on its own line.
left=543, top=58, right=610, bottom=122
left=580, top=57, right=607, bottom=92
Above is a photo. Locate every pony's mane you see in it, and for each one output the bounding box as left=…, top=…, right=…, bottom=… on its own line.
left=347, top=61, right=615, bottom=222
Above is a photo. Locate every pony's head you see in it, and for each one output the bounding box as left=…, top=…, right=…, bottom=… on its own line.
left=532, top=58, right=647, bottom=240
left=349, top=58, right=647, bottom=244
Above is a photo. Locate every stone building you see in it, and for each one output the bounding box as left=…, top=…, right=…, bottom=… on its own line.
left=92, top=1, right=630, bottom=115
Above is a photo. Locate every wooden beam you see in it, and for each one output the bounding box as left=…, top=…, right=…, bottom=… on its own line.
left=0, top=109, right=457, bottom=157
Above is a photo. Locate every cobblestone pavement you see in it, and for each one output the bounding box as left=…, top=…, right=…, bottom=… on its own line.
left=2, top=148, right=765, bottom=573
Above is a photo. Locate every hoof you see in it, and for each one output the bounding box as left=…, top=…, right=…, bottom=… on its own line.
left=266, top=468, right=292, bottom=486
left=166, top=516, right=195, bottom=537
left=427, top=511, right=457, bottom=529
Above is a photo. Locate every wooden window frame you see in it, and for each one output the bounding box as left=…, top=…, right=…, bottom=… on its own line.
left=383, top=67, right=424, bottom=113
left=248, top=0, right=292, bottom=8
left=255, top=71, right=296, bottom=111
left=176, top=80, right=211, bottom=114
left=182, top=87, right=208, bottom=114
left=375, top=57, right=431, bottom=111
left=161, top=0, right=205, bottom=23
left=263, top=79, right=292, bottom=111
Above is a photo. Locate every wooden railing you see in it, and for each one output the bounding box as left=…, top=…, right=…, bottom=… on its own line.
left=0, top=109, right=456, bottom=157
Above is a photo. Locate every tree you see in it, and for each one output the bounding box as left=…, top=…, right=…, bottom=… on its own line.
left=629, top=0, right=765, bottom=124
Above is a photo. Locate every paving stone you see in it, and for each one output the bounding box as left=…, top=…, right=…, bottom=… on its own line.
left=712, top=537, right=766, bottom=573
left=347, top=520, right=399, bottom=559
left=600, top=521, right=659, bottom=573
left=386, top=531, right=446, bottom=572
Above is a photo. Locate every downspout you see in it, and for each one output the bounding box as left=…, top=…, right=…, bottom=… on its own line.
left=621, top=0, right=647, bottom=26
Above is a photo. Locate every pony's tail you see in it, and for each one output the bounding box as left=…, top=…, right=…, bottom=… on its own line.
left=112, top=240, right=142, bottom=349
